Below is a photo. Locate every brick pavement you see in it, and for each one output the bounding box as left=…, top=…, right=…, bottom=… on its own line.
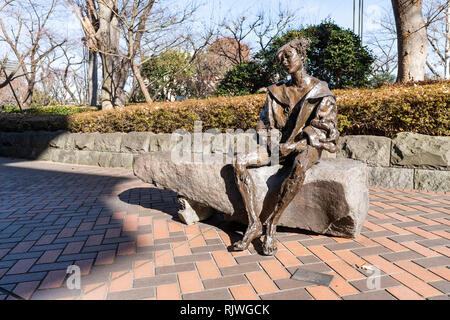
left=0, top=157, right=448, bottom=300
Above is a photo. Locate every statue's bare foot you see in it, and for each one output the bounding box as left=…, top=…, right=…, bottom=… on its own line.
left=233, top=224, right=262, bottom=251
left=233, top=240, right=248, bottom=251
left=262, top=237, right=278, bottom=256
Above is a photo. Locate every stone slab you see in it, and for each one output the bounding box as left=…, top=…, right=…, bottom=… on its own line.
left=391, top=132, right=450, bottom=169
left=414, top=169, right=450, bottom=192
left=133, top=152, right=369, bottom=238
left=368, top=166, right=414, bottom=190
left=338, top=135, right=391, bottom=167
left=120, top=132, right=153, bottom=154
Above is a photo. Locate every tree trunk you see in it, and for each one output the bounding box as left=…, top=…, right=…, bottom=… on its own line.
left=392, top=0, right=428, bottom=82
left=2, top=68, right=23, bottom=112
left=131, top=62, right=152, bottom=104
left=22, top=72, right=36, bottom=109
left=100, top=54, right=115, bottom=110
left=114, top=58, right=129, bottom=107
left=445, top=1, right=449, bottom=79
left=97, top=0, right=126, bottom=110
left=88, top=50, right=98, bottom=106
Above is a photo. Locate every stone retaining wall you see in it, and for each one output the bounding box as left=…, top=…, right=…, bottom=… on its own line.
left=335, top=133, right=449, bottom=192
left=0, top=130, right=448, bottom=191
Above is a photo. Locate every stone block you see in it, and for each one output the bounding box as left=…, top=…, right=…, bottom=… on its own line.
left=134, top=152, right=369, bottom=238
left=109, top=153, right=133, bottom=168
left=33, top=148, right=55, bottom=161
left=53, top=149, right=77, bottom=164
left=97, top=152, right=113, bottom=167
left=73, top=133, right=99, bottom=151
left=338, top=135, right=391, bottom=167
left=0, top=146, right=17, bottom=158
left=391, top=132, right=450, bottom=169
left=48, top=131, right=71, bottom=149
left=368, top=166, right=414, bottom=190
left=0, top=132, right=30, bottom=148
left=414, top=169, right=450, bottom=192
left=149, top=133, right=175, bottom=152
left=178, top=197, right=215, bottom=225
left=94, top=133, right=124, bottom=153
left=30, top=131, right=58, bottom=149
left=76, top=150, right=101, bottom=166
left=120, top=132, right=153, bottom=154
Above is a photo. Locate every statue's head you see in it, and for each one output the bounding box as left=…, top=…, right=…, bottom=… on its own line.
left=275, top=38, right=311, bottom=74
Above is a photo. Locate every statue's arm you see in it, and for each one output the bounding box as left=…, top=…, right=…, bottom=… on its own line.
left=256, top=98, right=270, bottom=131
left=279, top=139, right=307, bottom=156
left=279, top=99, right=317, bottom=157
left=256, top=97, right=273, bottom=149
left=302, top=96, right=340, bottom=153
left=310, top=96, right=339, bottom=142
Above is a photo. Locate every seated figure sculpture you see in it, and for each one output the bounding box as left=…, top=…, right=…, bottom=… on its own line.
left=233, top=38, right=340, bottom=256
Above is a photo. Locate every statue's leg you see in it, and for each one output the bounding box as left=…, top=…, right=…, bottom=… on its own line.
left=263, top=146, right=320, bottom=255
left=233, top=150, right=270, bottom=251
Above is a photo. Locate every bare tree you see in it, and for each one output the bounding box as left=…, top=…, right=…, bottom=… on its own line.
left=67, top=0, right=206, bottom=107
left=194, top=8, right=295, bottom=94
left=33, top=45, right=88, bottom=106
left=54, top=42, right=88, bottom=105
left=446, top=0, right=450, bottom=78
left=215, top=16, right=257, bottom=65
left=84, top=42, right=98, bottom=106
left=214, top=9, right=296, bottom=66
left=423, top=0, right=449, bottom=78
left=119, top=0, right=194, bottom=104
left=0, top=0, right=24, bottom=94
left=0, top=0, right=66, bottom=108
left=370, top=1, right=448, bottom=80
left=69, top=0, right=126, bottom=109
left=0, top=0, right=13, bottom=11
left=367, top=7, right=399, bottom=77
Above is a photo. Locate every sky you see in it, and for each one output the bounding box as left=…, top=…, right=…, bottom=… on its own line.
left=61, top=0, right=394, bottom=46
left=1, top=0, right=395, bottom=69
left=194, top=0, right=392, bottom=42
left=2, top=0, right=400, bottom=76
left=198, top=0, right=390, bottom=27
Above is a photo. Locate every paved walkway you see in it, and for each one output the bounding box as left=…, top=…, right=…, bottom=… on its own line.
left=0, top=157, right=448, bottom=300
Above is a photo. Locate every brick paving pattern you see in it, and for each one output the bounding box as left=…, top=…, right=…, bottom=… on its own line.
left=0, top=157, right=448, bottom=300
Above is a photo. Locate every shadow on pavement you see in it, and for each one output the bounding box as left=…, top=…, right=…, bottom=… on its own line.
left=0, top=157, right=156, bottom=300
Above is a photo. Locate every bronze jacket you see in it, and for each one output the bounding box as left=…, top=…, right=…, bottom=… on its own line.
left=258, top=77, right=339, bottom=153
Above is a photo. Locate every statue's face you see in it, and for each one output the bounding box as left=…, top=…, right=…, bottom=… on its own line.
left=278, top=47, right=303, bottom=74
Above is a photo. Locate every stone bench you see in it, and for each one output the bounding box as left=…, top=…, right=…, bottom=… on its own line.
left=133, top=152, right=369, bottom=238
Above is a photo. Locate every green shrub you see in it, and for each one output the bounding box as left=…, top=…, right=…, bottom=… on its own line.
left=255, top=21, right=375, bottom=90
left=140, top=49, right=195, bottom=101
left=334, top=81, right=449, bottom=137
left=0, top=105, right=21, bottom=113
left=0, top=113, right=68, bottom=132
left=24, top=105, right=98, bottom=115
left=0, top=81, right=448, bottom=138
left=216, top=62, right=272, bottom=96
left=0, top=105, right=98, bottom=115
left=67, top=95, right=263, bottom=133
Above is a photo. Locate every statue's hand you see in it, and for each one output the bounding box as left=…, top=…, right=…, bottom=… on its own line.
left=279, top=140, right=307, bottom=156
left=294, top=139, right=308, bottom=152
left=256, top=120, right=267, bottom=131
left=279, top=143, right=291, bottom=156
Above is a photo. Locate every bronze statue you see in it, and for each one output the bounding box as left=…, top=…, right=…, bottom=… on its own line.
left=233, top=38, right=340, bottom=255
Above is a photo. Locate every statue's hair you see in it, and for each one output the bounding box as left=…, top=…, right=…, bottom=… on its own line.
left=275, top=38, right=311, bottom=64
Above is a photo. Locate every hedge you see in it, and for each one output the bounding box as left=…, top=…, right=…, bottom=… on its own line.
left=0, top=105, right=98, bottom=115
left=0, top=81, right=448, bottom=137
left=335, top=81, right=449, bottom=137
